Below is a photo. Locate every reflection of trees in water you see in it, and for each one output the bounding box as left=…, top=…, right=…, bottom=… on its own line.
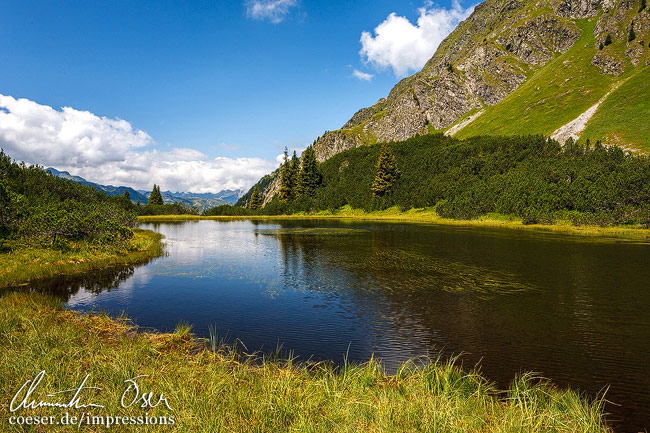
left=21, top=263, right=145, bottom=302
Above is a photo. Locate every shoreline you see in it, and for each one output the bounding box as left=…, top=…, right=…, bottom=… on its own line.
left=138, top=207, right=650, bottom=243
left=0, top=228, right=164, bottom=289
left=0, top=290, right=610, bottom=432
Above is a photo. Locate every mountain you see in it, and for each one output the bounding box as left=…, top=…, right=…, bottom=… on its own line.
left=46, top=168, right=242, bottom=212
left=250, top=0, right=649, bottom=204
left=311, top=0, right=649, bottom=162
left=46, top=168, right=150, bottom=203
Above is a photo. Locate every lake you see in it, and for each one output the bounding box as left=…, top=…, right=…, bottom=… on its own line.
left=39, top=219, right=650, bottom=431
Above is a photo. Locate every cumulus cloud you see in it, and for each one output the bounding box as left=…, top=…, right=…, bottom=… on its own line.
left=0, top=94, right=278, bottom=193
left=352, top=69, right=374, bottom=81
left=245, top=0, right=299, bottom=23
left=359, top=1, right=474, bottom=77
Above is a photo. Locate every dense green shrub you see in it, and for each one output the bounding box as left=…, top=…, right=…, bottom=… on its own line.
left=138, top=203, right=198, bottom=216
left=203, top=204, right=258, bottom=216
left=254, top=134, right=650, bottom=226
left=0, top=150, right=136, bottom=247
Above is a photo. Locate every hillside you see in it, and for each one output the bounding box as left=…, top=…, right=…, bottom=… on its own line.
left=310, top=0, right=650, bottom=165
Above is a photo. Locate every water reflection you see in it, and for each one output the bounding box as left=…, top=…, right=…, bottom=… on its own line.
left=20, top=219, right=650, bottom=431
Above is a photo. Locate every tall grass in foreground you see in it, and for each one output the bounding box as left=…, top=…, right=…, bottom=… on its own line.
left=0, top=292, right=610, bottom=432
left=0, top=229, right=164, bottom=289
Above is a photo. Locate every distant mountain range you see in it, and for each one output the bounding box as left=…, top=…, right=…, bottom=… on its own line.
left=46, top=168, right=243, bottom=212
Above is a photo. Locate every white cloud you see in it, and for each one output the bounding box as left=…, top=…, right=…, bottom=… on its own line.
left=352, top=69, right=374, bottom=81
left=359, top=1, right=474, bottom=77
left=245, top=0, right=298, bottom=24
left=0, top=94, right=278, bottom=193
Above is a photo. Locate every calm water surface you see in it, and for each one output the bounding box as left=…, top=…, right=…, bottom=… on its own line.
left=43, top=219, right=650, bottom=431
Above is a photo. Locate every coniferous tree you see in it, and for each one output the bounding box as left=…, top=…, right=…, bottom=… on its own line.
left=278, top=148, right=300, bottom=202
left=123, top=189, right=131, bottom=201
left=289, top=151, right=299, bottom=192
left=640, top=0, right=646, bottom=12
left=248, top=185, right=262, bottom=210
left=149, top=184, right=164, bottom=205
left=296, top=146, right=321, bottom=197
left=278, top=148, right=292, bottom=202
left=372, top=143, right=400, bottom=197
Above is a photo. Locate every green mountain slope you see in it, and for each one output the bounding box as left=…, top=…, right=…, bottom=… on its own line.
left=309, top=0, right=650, bottom=164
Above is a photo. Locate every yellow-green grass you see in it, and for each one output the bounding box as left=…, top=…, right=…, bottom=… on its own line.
left=456, top=19, right=617, bottom=139
left=0, top=291, right=610, bottom=432
left=581, top=66, right=650, bottom=152
left=138, top=207, right=650, bottom=243
left=0, top=229, right=164, bottom=289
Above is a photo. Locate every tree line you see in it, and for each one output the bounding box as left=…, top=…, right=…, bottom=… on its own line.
left=225, top=134, right=650, bottom=227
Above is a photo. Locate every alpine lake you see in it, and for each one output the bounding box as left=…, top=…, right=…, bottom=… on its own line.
left=33, top=219, right=650, bottom=431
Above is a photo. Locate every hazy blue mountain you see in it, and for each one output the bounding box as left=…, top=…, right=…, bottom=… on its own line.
left=46, top=168, right=243, bottom=212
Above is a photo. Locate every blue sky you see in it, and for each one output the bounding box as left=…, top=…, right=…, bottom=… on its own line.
left=0, top=0, right=473, bottom=192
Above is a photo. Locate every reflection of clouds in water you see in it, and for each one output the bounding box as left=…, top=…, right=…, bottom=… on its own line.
left=66, top=265, right=154, bottom=308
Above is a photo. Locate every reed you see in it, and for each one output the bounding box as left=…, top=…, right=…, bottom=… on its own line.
left=0, top=291, right=611, bottom=432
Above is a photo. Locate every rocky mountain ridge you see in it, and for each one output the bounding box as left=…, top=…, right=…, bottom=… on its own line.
left=311, top=0, right=649, bottom=162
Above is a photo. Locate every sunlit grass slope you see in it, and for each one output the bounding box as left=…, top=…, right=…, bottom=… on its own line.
left=0, top=291, right=610, bottom=432
left=581, top=66, right=650, bottom=151
left=456, top=19, right=617, bottom=139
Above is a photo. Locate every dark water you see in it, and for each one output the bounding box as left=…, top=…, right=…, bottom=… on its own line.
left=45, top=219, right=650, bottom=431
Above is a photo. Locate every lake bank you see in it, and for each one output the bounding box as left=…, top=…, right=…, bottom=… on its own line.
left=0, top=228, right=164, bottom=289
left=0, top=290, right=610, bottom=432
left=138, top=206, right=650, bottom=242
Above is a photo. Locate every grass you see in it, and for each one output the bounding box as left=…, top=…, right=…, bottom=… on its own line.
left=0, top=291, right=611, bottom=432
left=0, top=229, right=164, bottom=289
left=456, top=19, right=617, bottom=139
left=581, top=66, right=650, bottom=151
left=138, top=207, right=650, bottom=243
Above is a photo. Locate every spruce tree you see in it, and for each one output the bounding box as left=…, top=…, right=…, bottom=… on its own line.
left=372, top=143, right=400, bottom=197
left=248, top=185, right=262, bottom=210
left=278, top=148, right=292, bottom=202
left=149, top=184, right=164, bottom=205
left=123, top=189, right=130, bottom=201
left=296, top=146, right=321, bottom=197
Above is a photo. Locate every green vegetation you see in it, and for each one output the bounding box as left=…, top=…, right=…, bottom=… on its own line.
left=137, top=202, right=199, bottom=216
left=581, top=67, right=650, bottom=151
left=257, top=133, right=650, bottom=228
left=295, top=146, right=321, bottom=197
left=456, top=20, right=616, bottom=139
left=371, top=143, right=400, bottom=197
left=0, top=150, right=136, bottom=248
left=248, top=185, right=262, bottom=210
left=0, top=291, right=610, bottom=432
left=148, top=183, right=164, bottom=205
left=0, top=229, right=163, bottom=289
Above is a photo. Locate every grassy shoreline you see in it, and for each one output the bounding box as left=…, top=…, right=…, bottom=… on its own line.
left=0, top=291, right=610, bottom=432
left=0, top=228, right=164, bottom=289
left=138, top=206, right=650, bottom=242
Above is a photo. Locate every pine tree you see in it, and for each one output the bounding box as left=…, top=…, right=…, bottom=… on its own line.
left=278, top=148, right=292, bottom=202
left=278, top=148, right=299, bottom=202
left=372, top=144, right=400, bottom=197
left=149, top=184, right=164, bottom=205
left=605, top=34, right=613, bottom=46
left=296, top=146, right=321, bottom=197
left=248, top=185, right=262, bottom=210
left=123, top=189, right=131, bottom=201
left=640, top=0, right=646, bottom=12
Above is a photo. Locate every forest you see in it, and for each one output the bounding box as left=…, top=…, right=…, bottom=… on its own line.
left=236, top=134, right=650, bottom=227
